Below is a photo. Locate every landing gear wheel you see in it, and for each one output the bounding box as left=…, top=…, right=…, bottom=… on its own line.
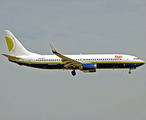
left=128, top=70, right=131, bottom=74
left=71, top=70, right=76, bottom=76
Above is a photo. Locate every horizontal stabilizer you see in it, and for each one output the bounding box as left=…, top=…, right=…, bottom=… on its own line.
left=2, top=54, right=20, bottom=60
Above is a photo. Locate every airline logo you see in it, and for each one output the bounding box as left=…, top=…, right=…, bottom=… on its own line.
left=5, top=37, right=15, bottom=52
left=115, top=55, right=122, bottom=59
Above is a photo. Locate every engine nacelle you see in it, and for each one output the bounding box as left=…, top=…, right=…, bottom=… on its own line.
left=80, top=63, right=97, bottom=73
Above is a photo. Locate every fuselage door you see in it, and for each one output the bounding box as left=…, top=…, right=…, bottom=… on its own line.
left=28, top=57, right=32, bottom=64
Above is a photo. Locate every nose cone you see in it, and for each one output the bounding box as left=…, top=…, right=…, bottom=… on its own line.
left=140, top=60, right=145, bottom=65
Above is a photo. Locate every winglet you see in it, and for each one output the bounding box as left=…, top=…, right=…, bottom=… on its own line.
left=50, top=44, right=57, bottom=53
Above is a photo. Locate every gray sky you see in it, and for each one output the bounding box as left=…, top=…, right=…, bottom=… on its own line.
left=0, top=0, right=146, bottom=120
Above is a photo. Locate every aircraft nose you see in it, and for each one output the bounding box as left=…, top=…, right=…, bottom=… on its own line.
left=141, top=60, right=145, bottom=65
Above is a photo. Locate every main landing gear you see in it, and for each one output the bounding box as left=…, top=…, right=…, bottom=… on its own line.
left=71, top=70, right=76, bottom=76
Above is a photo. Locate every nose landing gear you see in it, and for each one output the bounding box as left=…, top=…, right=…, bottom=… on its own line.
left=128, top=70, right=131, bottom=74
left=71, top=70, right=76, bottom=76
left=128, top=67, right=136, bottom=74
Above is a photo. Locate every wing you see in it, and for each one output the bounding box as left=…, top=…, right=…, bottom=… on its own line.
left=50, top=44, right=82, bottom=68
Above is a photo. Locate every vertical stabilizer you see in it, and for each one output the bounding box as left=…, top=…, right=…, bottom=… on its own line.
left=4, top=30, right=35, bottom=56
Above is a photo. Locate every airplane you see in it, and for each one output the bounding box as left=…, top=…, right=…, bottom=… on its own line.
left=2, top=30, right=145, bottom=76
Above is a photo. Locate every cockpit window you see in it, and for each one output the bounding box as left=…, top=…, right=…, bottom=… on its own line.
left=133, top=58, right=140, bottom=60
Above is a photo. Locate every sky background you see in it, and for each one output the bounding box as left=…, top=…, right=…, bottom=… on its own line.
left=0, top=0, right=146, bottom=120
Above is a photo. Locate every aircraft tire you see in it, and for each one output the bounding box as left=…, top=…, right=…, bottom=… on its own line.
left=128, top=70, right=131, bottom=74
left=71, top=70, right=76, bottom=76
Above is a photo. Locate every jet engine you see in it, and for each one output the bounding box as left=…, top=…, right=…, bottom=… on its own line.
left=80, top=63, right=97, bottom=72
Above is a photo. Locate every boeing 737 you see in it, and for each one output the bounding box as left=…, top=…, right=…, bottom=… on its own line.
left=2, top=30, right=145, bottom=76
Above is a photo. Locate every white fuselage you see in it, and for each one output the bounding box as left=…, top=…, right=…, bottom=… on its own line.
left=11, top=54, right=144, bottom=70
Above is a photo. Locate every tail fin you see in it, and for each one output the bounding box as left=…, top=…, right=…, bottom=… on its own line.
left=4, top=30, right=35, bottom=56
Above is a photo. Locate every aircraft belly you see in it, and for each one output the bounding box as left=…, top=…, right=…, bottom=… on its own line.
left=10, top=60, right=65, bottom=69
left=97, top=63, right=140, bottom=69
left=30, top=64, right=64, bottom=69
